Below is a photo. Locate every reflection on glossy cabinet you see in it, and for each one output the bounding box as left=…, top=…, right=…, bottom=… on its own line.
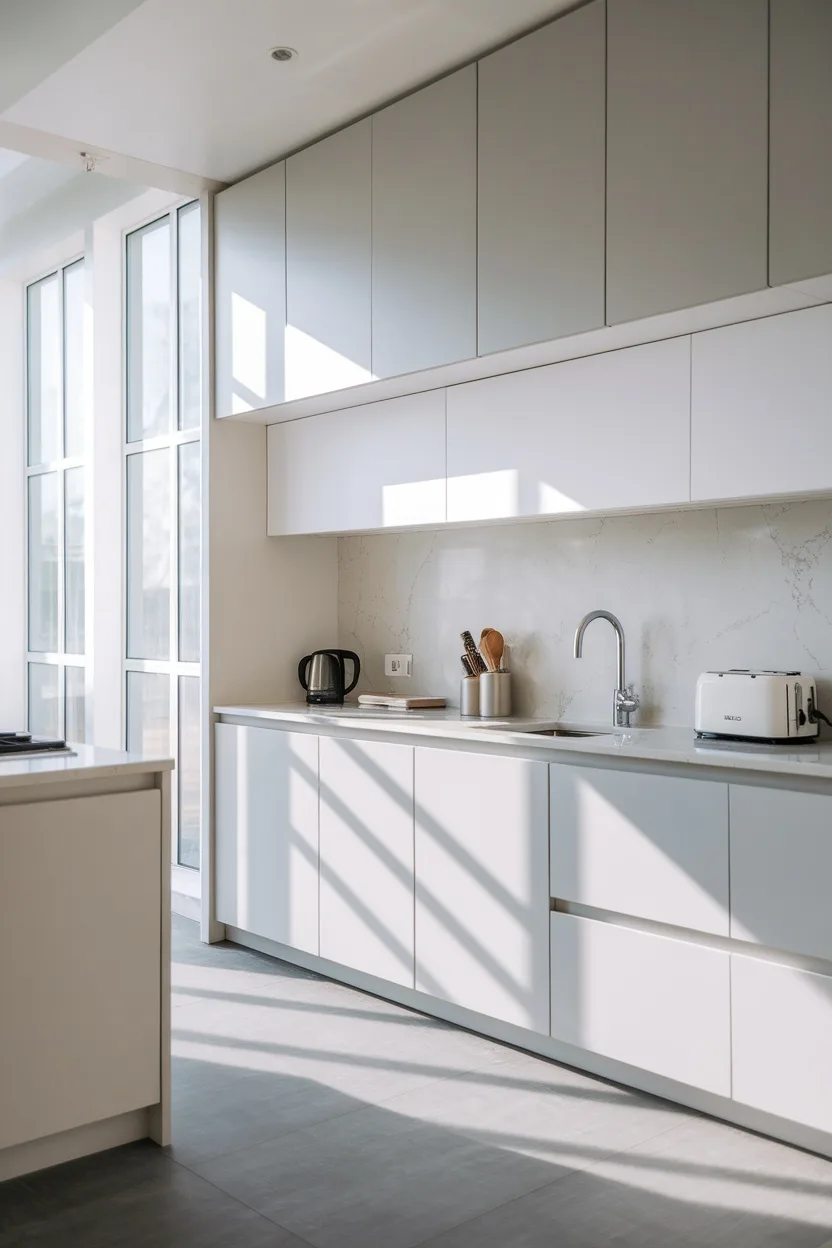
left=215, top=724, right=319, bottom=953
left=319, top=737, right=414, bottom=986
left=769, top=0, right=832, bottom=285
left=285, top=120, right=372, bottom=401
left=606, top=0, right=767, bottom=322
left=446, top=337, right=690, bottom=522
left=732, top=955, right=832, bottom=1135
left=691, top=305, right=832, bottom=501
left=477, top=0, right=605, bottom=354
left=372, top=67, right=476, bottom=378
left=267, top=390, right=446, bottom=535
left=550, top=912, right=731, bottom=1095
left=729, top=784, right=832, bottom=961
left=414, top=747, right=550, bottom=1033
left=550, top=765, right=729, bottom=935
left=214, top=163, right=286, bottom=417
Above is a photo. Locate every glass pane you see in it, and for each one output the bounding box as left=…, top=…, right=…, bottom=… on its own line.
left=126, top=217, right=172, bottom=441
left=126, top=671, right=170, bottom=756
left=127, top=449, right=170, bottom=660
left=65, top=666, right=87, bottom=743
left=178, top=441, right=200, bottom=662
left=178, top=675, right=200, bottom=869
left=27, top=273, right=61, bottom=465
left=28, top=473, right=59, bottom=652
left=65, top=466, right=85, bottom=654
left=178, top=202, right=202, bottom=431
left=28, top=663, right=61, bottom=738
left=63, top=259, right=86, bottom=458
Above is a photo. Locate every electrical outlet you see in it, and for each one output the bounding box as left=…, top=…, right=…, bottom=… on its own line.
left=385, top=653, right=413, bottom=677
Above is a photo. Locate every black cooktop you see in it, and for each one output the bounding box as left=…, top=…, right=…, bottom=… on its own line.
left=0, top=731, right=67, bottom=755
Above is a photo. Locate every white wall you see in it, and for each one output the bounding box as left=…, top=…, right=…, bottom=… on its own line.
left=0, top=278, right=25, bottom=724
left=338, top=498, right=832, bottom=725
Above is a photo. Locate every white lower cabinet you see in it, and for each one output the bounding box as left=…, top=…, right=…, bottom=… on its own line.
left=414, top=747, right=550, bottom=1033
left=732, top=955, right=832, bottom=1135
left=550, top=912, right=731, bottom=1096
left=550, top=765, right=729, bottom=935
left=215, top=724, right=319, bottom=953
left=319, top=737, right=415, bottom=986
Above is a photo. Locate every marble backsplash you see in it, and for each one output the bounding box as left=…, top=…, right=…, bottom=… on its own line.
left=337, top=499, right=832, bottom=726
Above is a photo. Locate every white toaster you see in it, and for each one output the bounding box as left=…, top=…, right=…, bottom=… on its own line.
left=695, top=670, right=820, bottom=743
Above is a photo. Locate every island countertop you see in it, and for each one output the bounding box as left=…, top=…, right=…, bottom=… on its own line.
left=214, top=702, right=832, bottom=784
left=0, top=743, right=174, bottom=792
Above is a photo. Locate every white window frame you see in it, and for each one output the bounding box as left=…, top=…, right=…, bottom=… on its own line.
left=24, top=255, right=89, bottom=740
left=123, top=201, right=202, bottom=875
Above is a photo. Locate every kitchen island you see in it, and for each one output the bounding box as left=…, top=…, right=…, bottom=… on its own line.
left=0, top=745, right=173, bottom=1181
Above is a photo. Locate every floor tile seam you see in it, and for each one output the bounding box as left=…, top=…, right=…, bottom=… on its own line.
left=166, top=1154, right=317, bottom=1246
left=405, top=1168, right=584, bottom=1248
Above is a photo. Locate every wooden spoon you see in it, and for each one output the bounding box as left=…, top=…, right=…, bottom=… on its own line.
left=480, top=628, right=505, bottom=672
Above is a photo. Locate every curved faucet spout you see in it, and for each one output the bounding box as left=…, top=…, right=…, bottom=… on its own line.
left=574, top=610, right=625, bottom=691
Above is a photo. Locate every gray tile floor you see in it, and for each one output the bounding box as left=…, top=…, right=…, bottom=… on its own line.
left=2, top=914, right=832, bottom=1246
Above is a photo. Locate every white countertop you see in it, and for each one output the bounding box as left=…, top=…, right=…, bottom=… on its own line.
left=215, top=702, right=832, bottom=782
left=0, top=743, right=174, bottom=791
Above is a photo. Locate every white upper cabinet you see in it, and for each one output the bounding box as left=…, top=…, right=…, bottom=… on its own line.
left=606, top=0, right=768, bottom=323
left=215, top=162, right=286, bottom=417
left=446, top=336, right=690, bottom=522
left=729, top=785, right=832, bottom=961
left=550, top=766, right=729, bottom=936
left=319, top=737, right=414, bottom=987
left=414, top=747, right=550, bottom=1033
left=267, top=389, right=446, bottom=535
left=372, top=68, right=477, bottom=378
left=477, top=1, right=605, bottom=355
left=691, top=304, right=832, bottom=502
left=769, top=0, right=832, bottom=286
left=285, top=120, right=372, bottom=401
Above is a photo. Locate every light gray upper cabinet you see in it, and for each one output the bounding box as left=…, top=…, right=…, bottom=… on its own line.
left=606, top=0, right=768, bottom=324
left=285, top=120, right=372, bottom=401
left=769, top=0, right=832, bottom=286
left=214, top=162, right=286, bottom=417
left=372, top=67, right=477, bottom=378
left=477, top=1, right=605, bottom=355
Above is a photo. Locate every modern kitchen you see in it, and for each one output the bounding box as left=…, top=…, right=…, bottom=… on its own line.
left=2, top=0, right=832, bottom=1244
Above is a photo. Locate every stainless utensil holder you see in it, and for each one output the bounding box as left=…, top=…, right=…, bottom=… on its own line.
left=479, top=671, right=512, bottom=718
left=460, top=676, right=480, bottom=716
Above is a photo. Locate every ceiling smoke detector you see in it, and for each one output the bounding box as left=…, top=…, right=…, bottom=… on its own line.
left=269, top=46, right=297, bottom=62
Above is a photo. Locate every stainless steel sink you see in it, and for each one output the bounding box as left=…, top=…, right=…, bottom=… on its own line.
left=530, top=728, right=610, bottom=738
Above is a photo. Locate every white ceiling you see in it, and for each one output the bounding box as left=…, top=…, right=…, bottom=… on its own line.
left=1, top=0, right=576, bottom=185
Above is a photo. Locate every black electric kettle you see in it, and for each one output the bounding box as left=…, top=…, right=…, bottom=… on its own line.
left=298, top=649, right=360, bottom=706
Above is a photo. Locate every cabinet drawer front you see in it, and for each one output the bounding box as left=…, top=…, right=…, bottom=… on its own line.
left=551, top=913, right=731, bottom=1095
left=550, top=765, right=729, bottom=935
left=730, top=785, right=832, bottom=960
left=732, top=955, right=832, bottom=1135
left=319, top=737, right=415, bottom=987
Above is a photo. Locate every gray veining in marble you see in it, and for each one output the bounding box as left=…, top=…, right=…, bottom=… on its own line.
left=337, top=500, right=832, bottom=725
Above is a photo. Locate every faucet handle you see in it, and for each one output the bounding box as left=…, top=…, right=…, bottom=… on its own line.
left=622, top=684, right=640, bottom=710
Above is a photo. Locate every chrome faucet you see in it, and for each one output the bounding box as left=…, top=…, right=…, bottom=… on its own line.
left=574, top=610, right=640, bottom=728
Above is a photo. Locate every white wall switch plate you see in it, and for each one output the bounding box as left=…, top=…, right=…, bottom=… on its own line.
left=385, top=653, right=413, bottom=677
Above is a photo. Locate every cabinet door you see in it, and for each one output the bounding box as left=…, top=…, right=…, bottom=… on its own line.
left=285, top=120, right=372, bottom=401
left=732, top=956, right=832, bottom=1135
left=267, top=389, right=446, bottom=535
left=447, top=336, right=690, bottom=522
left=215, top=724, right=319, bottom=953
left=319, top=737, right=414, bottom=986
left=372, top=67, right=476, bottom=377
left=770, top=0, right=832, bottom=285
left=691, top=305, right=832, bottom=501
left=551, top=913, right=731, bottom=1095
left=214, top=162, right=285, bottom=416
left=477, top=1, right=605, bottom=354
left=729, top=785, right=832, bottom=961
left=550, top=765, right=729, bottom=935
left=414, top=747, right=550, bottom=1033
left=606, top=0, right=767, bottom=323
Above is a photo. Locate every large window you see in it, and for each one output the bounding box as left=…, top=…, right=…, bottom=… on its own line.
left=125, top=202, right=202, bottom=870
left=26, top=259, right=88, bottom=741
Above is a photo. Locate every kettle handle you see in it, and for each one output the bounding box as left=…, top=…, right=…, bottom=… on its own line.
left=339, top=650, right=361, bottom=696
left=297, top=654, right=312, bottom=691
